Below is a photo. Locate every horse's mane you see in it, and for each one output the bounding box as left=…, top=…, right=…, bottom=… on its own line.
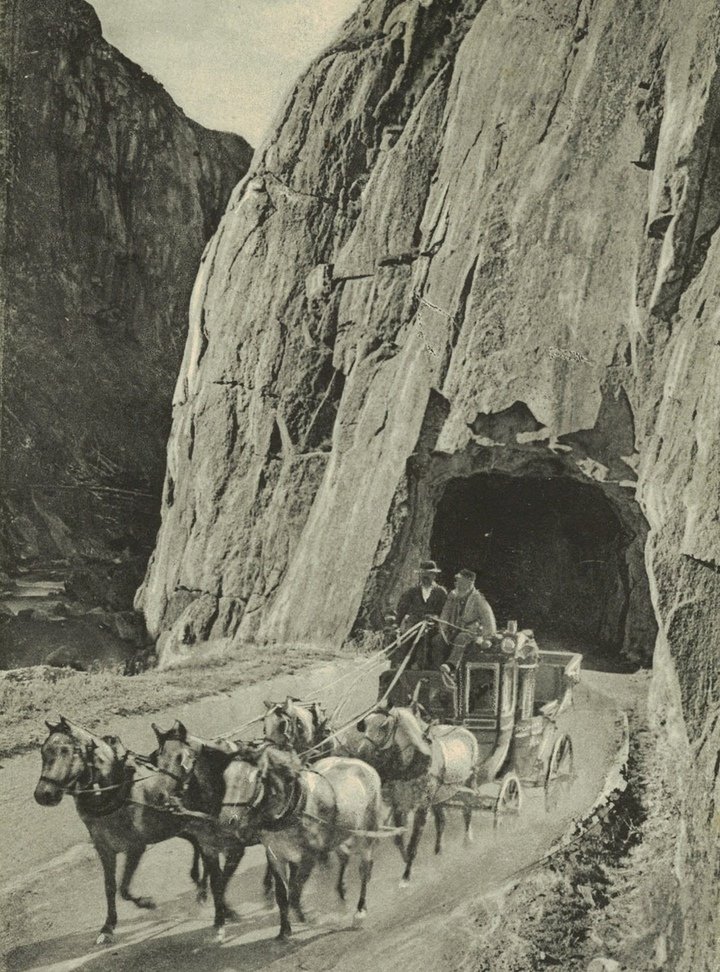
left=391, top=707, right=432, bottom=755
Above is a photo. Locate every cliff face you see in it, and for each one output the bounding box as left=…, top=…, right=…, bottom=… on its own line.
left=0, top=0, right=252, bottom=564
left=140, top=0, right=720, bottom=961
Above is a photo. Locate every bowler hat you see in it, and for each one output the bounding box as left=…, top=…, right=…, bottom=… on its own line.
left=417, top=559, right=441, bottom=573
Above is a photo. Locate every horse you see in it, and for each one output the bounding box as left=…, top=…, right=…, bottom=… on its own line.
left=151, top=720, right=275, bottom=933
left=219, top=744, right=382, bottom=939
left=262, top=697, right=331, bottom=755
left=353, top=704, right=479, bottom=885
left=33, top=716, right=228, bottom=944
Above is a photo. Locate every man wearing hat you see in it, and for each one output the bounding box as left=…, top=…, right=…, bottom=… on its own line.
left=435, top=568, right=497, bottom=681
left=392, top=560, right=448, bottom=668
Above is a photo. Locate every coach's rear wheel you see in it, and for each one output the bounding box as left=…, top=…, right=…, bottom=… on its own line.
left=544, top=734, right=574, bottom=813
left=494, top=772, right=522, bottom=829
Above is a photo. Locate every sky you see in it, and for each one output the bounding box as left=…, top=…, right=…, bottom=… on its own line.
left=88, top=0, right=359, bottom=145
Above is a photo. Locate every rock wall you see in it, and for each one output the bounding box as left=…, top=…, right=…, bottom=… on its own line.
left=0, top=0, right=252, bottom=564
left=140, top=0, right=720, bottom=963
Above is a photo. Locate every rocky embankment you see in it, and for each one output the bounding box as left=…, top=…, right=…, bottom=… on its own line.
left=0, top=0, right=252, bottom=568
left=138, top=0, right=720, bottom=965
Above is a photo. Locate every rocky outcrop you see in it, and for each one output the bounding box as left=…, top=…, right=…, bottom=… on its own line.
left=140, top=0, right=720, bottom=963
left=0, top=0, right=252, bottom=564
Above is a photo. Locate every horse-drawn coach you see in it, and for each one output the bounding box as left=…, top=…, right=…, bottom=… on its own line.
left=377, top=622, right=581, bottom=824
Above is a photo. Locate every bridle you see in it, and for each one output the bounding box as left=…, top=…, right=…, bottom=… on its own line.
left=39, top=736, right=96, bottom=794
left=358, top=712, right=398, bottom=753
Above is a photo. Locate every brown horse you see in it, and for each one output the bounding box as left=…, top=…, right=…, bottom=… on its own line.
left=219, top=745, right=382, bottom=939
left=354, top=705, right=479, bottom=885
left=151, top=720, right=276, bottom=937
left=33, top=716, right=228, bottom=944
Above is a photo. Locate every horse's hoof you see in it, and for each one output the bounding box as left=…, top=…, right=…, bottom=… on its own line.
left=223, top=907, right=240, bottom=923
left=292, top=907, right=306, bottom=924
left=464, top=832, right=474, bottom=845
left=95, top=931, right=113, bottom=946
left=214, top=926, right=226, bottom=944
left=276, top=929, right=292, bottom=941
left=352, top=909, right=367, bottom=928
left=399, top=878, right=410, bottom=889
left=196, top=888, right=208, bottom=904
left=135, top=896, right=156, bottom=910
left=434, top=845, right=442, bottom=856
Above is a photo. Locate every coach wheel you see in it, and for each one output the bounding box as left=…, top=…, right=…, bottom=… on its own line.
left=494, top=772, right=522, bottom=829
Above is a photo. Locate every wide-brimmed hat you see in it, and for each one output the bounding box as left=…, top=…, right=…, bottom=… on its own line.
left=417, top=559, right=442, bottom=573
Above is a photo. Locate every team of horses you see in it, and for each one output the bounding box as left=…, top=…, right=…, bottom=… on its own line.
left=33, top=692, right=479, bottom=946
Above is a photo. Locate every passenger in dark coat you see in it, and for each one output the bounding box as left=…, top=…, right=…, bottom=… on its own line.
left=392, top=560, right=448, bottom=669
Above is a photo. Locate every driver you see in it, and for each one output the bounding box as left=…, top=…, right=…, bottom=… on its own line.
left=391, top=559, right=447, bottom=669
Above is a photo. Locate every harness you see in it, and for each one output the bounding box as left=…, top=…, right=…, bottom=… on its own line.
left=221, top=770, right=307, bottom=830
left=39, top=735, right=181, bottom=818
left=360, top=715, right=432, bottom=783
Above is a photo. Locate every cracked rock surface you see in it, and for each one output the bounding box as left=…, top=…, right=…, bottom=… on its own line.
left=140, top=3, right=720, bottom=962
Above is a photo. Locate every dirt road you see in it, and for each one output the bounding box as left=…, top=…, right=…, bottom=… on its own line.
left=1, top=667, right=632, bottom=972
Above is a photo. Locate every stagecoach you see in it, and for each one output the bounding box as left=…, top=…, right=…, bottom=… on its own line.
left=377, top=624, right=581, bottom=826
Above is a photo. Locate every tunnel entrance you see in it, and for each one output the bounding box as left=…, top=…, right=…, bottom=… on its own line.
left=430, top=473, right=639, bottom=657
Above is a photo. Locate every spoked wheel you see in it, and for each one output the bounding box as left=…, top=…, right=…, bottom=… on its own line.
left=494, top=772, right=522, bottom=829
left=544, top=734, right=574, bottom=813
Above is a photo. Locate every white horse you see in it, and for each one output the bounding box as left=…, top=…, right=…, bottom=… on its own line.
left=354, top=705, right=479, bottom=884
left=219, top=744, right=382, bottom=938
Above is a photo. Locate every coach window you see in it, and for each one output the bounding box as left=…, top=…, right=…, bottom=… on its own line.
left=466, top=663, right=499, bottom=716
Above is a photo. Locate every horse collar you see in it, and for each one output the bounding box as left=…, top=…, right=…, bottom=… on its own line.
left=264, top=775, right=306, bottom=831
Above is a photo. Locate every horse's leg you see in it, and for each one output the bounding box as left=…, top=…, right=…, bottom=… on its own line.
left=463, top=770, right=476, bottom=844
left=401, top=806, right=429, bottom=887
left=262, top=862, right=274, bottom=903
left=463, top=802, right=474, bottom=844
left=188, top=839, right=208, bottom=902
left=120, top=844, right=156, bottom=909
left=203, top=852, right=228, bottom=942
left=288, top=855, right=314, bottom=923
left=432, top=805, right=446, bottom=855
left=336, top=847, right=350, bottom=902
left=354, top=841, right=375, bottom=926
left=220, top=843, right=245, bottom=922
left=392, top=806, right=407, bottom=862
left=266, top=849, right=292, bottom=940
left=95, top=844, right=118, bottom=945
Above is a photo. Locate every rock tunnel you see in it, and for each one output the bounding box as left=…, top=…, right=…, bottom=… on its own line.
left=430, top=473, right=640, bottom=657
left=363, top=432, right=658, bottom=667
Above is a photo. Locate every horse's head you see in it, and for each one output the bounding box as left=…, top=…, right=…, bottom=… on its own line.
left=262, top=700, right=290, bottom=746
left=355, top=706, right=396, bottom=758
left=152, top=720, right=199, bottom=788
left=220, top=744, right=301, bottom=833
left=355, top=705, right=431, bottom=769
left=34, top=716, right=113, bottom=806
left=262, top=697, right=316, bottom=750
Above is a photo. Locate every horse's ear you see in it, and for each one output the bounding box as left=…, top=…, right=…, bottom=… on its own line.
left=173, top=720, right=188, bottom=742
left=356, top=719, right=366, bottom=733
left=263, top=699, right=274, bottom=710
left=45, top=719, right=61, bottom=733
left=151, top=722, right=165, bottom=743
